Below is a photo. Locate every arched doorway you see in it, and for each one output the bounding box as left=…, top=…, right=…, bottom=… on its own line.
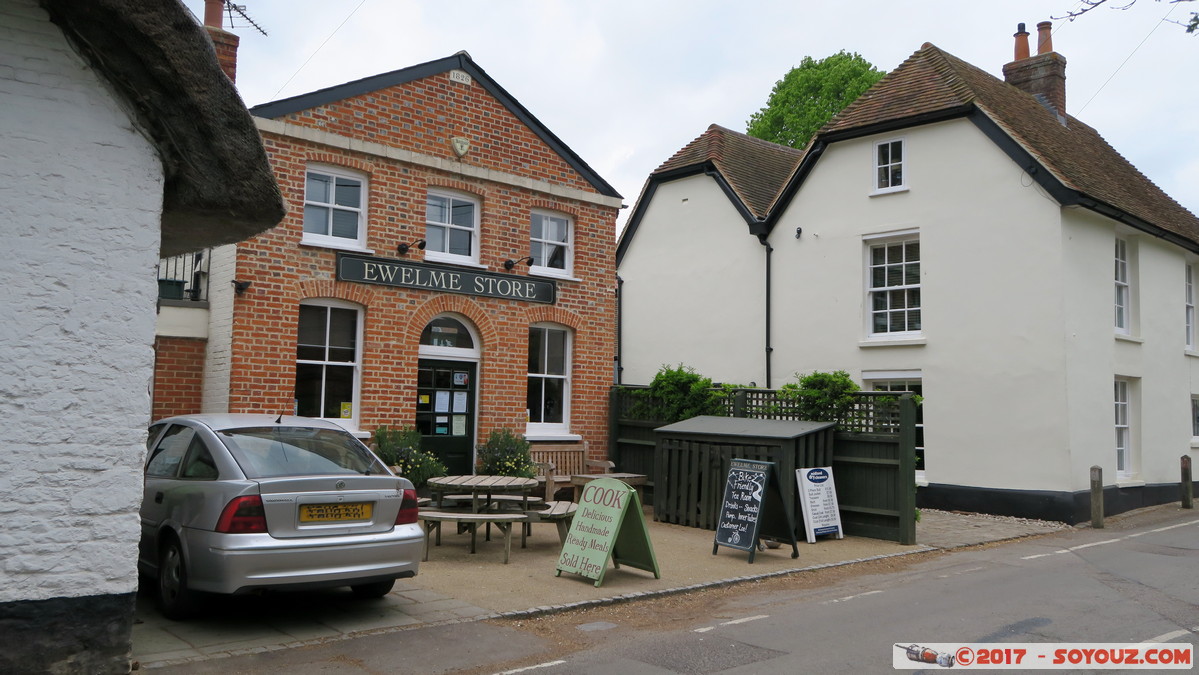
left=416, top=314, right=480, bottom=475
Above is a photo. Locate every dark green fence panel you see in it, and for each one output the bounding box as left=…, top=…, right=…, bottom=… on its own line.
left=610, top=387, right=917, bottom=544
left=652, top=418, right=836, bottom=534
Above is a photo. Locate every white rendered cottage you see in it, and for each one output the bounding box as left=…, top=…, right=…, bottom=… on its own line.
left=617, top=23, right=1199, bottom=523
left=0, top=0, right=282, bottom=671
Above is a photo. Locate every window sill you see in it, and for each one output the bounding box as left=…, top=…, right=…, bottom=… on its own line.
left=914, top=471, right=928, bottom=488
left=1114, top=333, right=1143, bottom=344
left=422, top=253, right=486, bottom=269
left=859, top=336, right=927, bottom=348
left=529, top=268, right=578, bottom=282
left=524, top=432, right=582, bottom=442
left=1186, top=349, right=1199, bottom=358
left=869, top=186, right=909, bottom=197
left=299, top=238, right=373, bottom=255
left=1115, top=477, right=1145, bottom=488
left=1190, top=439, right=1199, bottom=450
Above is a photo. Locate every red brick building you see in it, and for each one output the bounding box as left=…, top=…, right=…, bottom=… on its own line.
left=154, top=39, right=621, bottom=472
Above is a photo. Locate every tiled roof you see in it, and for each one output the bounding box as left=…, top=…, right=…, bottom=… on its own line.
left=653, top=124, right=805, bottom=221
left=822, top=43, right=1199, bottom=244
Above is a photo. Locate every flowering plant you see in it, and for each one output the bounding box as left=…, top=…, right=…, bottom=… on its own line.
left=372, top=425, right=446, bottom=488
left=477, top=429, right=536, bottom=478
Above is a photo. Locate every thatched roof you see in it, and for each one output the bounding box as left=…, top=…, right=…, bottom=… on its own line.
left=39, top=0, right=284, bottom=257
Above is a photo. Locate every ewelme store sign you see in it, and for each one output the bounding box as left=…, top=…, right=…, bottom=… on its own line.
left=337, top=253, right=556, bottom=304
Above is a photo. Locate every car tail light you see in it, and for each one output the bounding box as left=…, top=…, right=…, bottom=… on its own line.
left=216, top=495, right=268, bottom=533
left=395, top=488, right=419, bottom=525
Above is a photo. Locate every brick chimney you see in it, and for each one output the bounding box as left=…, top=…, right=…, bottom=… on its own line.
left=1002, top=21, right=1067, bottom=117
left=204, top=0, right=240, bottom=83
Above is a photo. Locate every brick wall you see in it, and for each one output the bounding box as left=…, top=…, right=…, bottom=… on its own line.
left=153, top=336, right=207, bottom=419
left=225, top=64, right=618, bottom=458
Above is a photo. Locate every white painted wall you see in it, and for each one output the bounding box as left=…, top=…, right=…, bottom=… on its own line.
left=626, top=115, right=1199, bottom=500
left=770, top=119, right=1074, bottom=492
left=1060, top=208, right=1199, bottom=490
left=155, top=305, right=209, bottom=339
left=0, top=0, right=162, bottom=601
left=619, top=174, right=768, bottom=386
left=202, top=244, right=237, bottom=413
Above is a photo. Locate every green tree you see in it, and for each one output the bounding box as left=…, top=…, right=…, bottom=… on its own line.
left=746, top=51, right=885, bottom=149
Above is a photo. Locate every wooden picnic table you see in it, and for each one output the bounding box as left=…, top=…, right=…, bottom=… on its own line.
left=426, top=474, right=539, bottom=513
left=425, top=475, right=540, bottom=551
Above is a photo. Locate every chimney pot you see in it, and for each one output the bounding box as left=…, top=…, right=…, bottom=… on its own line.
left=1037, top=21, right=1053, bottom=54
left=1013, top=23, right=1030, bottom=61
left=204, top=0, right=224, bottom=29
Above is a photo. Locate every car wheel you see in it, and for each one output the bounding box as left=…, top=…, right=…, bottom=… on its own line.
left=158, top=538, right=201, bottom=619
left=350, top=579, right=395, bottom=599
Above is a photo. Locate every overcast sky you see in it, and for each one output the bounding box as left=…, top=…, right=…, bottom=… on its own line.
left=185, top=0, right=1199, bottom=234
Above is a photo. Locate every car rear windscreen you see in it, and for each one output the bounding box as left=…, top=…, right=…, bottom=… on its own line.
left=219, top=426, right=387, bottom=478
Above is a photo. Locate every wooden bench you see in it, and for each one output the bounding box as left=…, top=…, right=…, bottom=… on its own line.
left=529, top=443, right=588, bottom=486
left=417, top=511, right=528, bottom=564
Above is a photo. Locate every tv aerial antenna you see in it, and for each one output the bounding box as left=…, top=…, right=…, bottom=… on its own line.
left=222, top=2, right=268, bottom=36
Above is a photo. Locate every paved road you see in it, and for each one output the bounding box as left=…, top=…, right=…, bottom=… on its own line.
left=533, top=507, right=1199, bottom=674
left=151, top=506, right=1199, bottom=674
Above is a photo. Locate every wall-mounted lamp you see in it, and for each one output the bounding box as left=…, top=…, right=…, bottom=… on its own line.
left=504, top=256, right=534, bottom=270
left=231, top=280, right=251, bottom=295
left=397, top=239, right=426, bottom=255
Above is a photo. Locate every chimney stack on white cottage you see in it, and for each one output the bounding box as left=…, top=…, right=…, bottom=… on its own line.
left=1002, top=20, right=1067, bottom=119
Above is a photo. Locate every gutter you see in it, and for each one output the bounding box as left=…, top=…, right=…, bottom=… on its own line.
left=615, top=275, right=624, bottom=385
left=759, top=235, right=773, bottom=389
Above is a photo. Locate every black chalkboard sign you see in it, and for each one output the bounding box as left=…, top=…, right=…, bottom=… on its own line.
left=712, top=459, right=799, bottom=563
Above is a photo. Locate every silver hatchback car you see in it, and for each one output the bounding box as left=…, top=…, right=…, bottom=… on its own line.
left=138, top=414, right=422, bottom=619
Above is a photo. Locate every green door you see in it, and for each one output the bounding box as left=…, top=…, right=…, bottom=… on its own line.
left=416, top=360, right=476, bottom=475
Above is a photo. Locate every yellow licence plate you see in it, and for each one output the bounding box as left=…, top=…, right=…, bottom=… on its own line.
left=299, top=502, right=372, bottom=523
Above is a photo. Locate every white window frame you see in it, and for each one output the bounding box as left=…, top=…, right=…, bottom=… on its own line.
left=1114, top=378, right=1136, bottom=479
left=864, top=230, right=921, bottom=338
left=302, top=165, right=368, bottom=251
left=529, top=210, right=574, bottom=278
left=417, top=313, right=481, bottom=361
left=526, top=323, right=573, bottom=439
left=872, top=138, right=906, bottom=194
left=1186, top=264, right=1195, bottom=350
left=1190, top=395, right=1199, bottom=441
left=424, top=189, right=480, bottom=266
left=295, top=299, right=363, bottom=430
left=1115, top=238, right=1130, bottom=335
left=863, top=371, right=924, bottom=481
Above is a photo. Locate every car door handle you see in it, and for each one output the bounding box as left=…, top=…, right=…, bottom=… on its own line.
left=154, top=492, right=164, bottom=504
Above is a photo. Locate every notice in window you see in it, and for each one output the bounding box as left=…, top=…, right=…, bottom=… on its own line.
left=453, top=391, right=467, bottom=413
left=340, top=402, right=352, bottom=419
left=435, top=391, right=450, bottom=413
left=452, top=415, right=466, bottom=436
